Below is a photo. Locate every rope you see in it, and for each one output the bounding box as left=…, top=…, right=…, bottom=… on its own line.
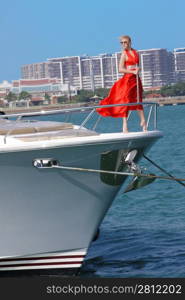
left=52, top=165, right=185, bottom=183
left=136, top=64, right=139, bottom=103
left=143, top=154, right=185, bottom=187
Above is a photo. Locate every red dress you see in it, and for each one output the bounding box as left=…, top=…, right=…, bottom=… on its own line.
left=96, top=49, right=143, bottom=118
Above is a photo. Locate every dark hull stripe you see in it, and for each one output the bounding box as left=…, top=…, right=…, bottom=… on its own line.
left=0, top=261, right=82, bottom=269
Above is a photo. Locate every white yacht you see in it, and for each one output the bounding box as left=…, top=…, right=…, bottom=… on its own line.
left=0, top=103, right=162, bottom=275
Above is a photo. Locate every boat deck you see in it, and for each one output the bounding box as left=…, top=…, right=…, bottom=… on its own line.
left=0, top=119, right=99, bottom=143
left=13, top=128, right=99, bottom=142
left=0, top=119, right=74, bottom=135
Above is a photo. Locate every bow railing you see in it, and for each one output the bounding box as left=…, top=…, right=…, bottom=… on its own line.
left=0, top=102, right=158, bottom=143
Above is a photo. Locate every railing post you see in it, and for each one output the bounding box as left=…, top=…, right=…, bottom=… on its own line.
left=154, top=103, right=157, bottom=130
left=146, top=105, right=153, bottom=129
left=79, top=109, right=95, bottom=129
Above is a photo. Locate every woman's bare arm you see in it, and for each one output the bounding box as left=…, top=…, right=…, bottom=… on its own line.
left=118, top=52, right=139, bottom=74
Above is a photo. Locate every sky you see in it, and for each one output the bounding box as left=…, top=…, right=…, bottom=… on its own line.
left=1, top=0, right=185, bottom=82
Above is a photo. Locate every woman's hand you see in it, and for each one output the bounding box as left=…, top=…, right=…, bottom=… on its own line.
left=132, top=68, right=140, bottom=75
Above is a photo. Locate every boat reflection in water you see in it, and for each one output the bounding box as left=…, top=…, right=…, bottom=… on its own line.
left=0, top=103, right=162, bottom=276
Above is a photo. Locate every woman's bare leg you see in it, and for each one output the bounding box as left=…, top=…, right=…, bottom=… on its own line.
left=123, top=117, right=128, bottom=132
left=137, top=110, right=147, bottom=131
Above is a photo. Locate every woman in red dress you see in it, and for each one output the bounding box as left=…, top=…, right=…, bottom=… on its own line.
left=97, top=35, right=147, bottom=132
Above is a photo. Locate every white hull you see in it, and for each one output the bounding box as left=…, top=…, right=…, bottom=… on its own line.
left=0, top=112, right=163, bottom=274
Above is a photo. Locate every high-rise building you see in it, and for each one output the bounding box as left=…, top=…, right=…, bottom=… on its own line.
left=21, top=48, right=177, bottom=91
left=21, top=62, right=50, bottom=79
left=21, top=53, right=121, bottom=91
left=138, top=48, right=174, bottom=89
left=47, top=54, right=121, bottom=90
left=174, top=48, right=185, bottom=82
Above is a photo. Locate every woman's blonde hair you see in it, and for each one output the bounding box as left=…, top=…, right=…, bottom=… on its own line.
left=119, top=35, right=131, bottom=43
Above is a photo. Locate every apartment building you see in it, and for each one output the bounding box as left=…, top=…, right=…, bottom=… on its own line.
left=138, top=48, right=174, bottom=89
left=21, top=62, right=50, bottom=79
left=48, top=54, right=121, bottom=90
left=21, top=48, right=180, bottom=91
left=174, top=48, right=185, bottom=82
left=21, top=53, right=121, bottom=91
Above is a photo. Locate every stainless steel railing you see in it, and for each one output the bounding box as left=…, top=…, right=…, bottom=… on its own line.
left=0, top=102, right=158, bottom=143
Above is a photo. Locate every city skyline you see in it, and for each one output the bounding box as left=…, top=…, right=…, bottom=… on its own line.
left=20, top=48, right=178, bottom=91
left=1, top=45, right=185, bottom=85
left=1, top=47, right=185, bottom=103
left=1, top=0, right=185, bottom=82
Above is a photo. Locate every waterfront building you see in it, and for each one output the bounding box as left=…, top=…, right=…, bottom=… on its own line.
left=0, top=80, right=12, bottom=97
left=174, top=48, right=185, bottom=82
left=48, top=54, right=121, bottom=90
left=22, top=53, right=121, bottom=91
left=12, top=78, right=77, bottom=95
left=11, top=78, right=77, bottom=104
left=0, top=80, right=12, bottom=106
left=21, top=62, right=50, bottom=79
left=21, top=49, right=176, bottom=91
left=138, top=48, right=174, bottom=90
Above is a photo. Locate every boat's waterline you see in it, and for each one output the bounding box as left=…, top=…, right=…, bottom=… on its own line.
left=0, top=248, right=87, bottom=272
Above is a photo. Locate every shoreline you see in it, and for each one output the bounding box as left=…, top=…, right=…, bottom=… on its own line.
left=1, top=97, right=185, bottom=115
left=1, top=102, right=91, bottom=114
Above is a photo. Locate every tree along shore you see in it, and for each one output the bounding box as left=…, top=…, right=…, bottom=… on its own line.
left=2, top=82, right=185, bottom=114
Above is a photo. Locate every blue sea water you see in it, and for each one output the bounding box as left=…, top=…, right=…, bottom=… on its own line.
left=78, top=105, right=185, bottom=278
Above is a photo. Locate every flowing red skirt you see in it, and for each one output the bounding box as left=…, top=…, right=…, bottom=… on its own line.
left=97, top=73, right=143, bottom=118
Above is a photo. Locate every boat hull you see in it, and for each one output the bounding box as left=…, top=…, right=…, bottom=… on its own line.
left=0, top=131, right=162, bottom=273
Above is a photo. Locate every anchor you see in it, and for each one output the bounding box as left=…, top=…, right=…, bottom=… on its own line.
left=124, top=150, right=156, bottom=193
